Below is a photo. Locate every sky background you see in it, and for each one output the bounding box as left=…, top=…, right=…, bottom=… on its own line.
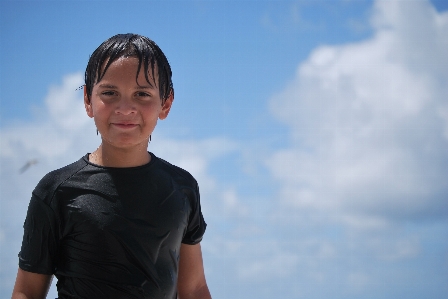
left=1, top=0, right=448, bottom=298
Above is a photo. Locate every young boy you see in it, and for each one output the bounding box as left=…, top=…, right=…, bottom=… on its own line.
left=12, top=34, right=211, bottom=299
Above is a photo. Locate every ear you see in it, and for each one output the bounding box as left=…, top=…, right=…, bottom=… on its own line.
left=159, top=90, right=174, bottom=120
left=84, top=85, right=94, bottom=118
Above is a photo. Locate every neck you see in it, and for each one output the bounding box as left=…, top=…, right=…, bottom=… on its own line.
left=89, top=143, right=151, bottom=168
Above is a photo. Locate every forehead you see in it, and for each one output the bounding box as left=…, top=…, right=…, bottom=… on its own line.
left=99, top=56, right=158, bottom=84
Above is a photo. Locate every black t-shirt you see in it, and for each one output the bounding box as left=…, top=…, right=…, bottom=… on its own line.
left=18, top=153, right=206, bottom=299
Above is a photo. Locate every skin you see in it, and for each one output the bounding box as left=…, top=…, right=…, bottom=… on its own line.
left=177, top=244, right=212, bottom=299
left=85, top=57, right=174, bottom=168
left=12, top=57, right=211, bottom=299
left=11, top=270, right=52, bottom=299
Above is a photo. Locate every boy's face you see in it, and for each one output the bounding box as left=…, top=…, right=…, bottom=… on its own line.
left=84, top=57, right=173, bottom=150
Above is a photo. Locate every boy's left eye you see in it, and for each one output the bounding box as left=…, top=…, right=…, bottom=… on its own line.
left=136, top=92, right=151, bottom=97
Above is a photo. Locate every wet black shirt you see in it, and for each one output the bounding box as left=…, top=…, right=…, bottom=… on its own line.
left=18, top=153, right=206, bottom=299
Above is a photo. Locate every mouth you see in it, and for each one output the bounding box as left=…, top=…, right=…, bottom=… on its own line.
left=111, top=123, right=138, bottom=129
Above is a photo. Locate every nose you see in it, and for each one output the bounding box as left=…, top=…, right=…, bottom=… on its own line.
left=115, top=96, right=136, bottom=115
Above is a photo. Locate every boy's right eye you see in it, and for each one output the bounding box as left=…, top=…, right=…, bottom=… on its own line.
left=101, top=91, right=116, bottom=96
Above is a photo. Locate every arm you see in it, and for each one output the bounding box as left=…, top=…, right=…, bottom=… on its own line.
left=177, top=243, right=211, bottom=299
left=11, top=268, right=52, bottom=299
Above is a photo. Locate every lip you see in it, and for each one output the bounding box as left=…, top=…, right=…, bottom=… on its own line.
left=111, top=123, right=139, bottom=129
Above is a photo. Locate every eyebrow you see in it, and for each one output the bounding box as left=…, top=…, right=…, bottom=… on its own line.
left=97, top=83, right=155, bottom=90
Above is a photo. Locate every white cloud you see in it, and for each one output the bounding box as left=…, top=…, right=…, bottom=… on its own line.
left=220, top=189, right=249, bottom=217
left=150, top=136, right=238, bottom=194
left=46, top=73, right=89, bottom=131
left=238, top=251, right=299, bottom=281
left=1, top=73, right=97, bottom=167
left=268, top=0, right=448, bottom=226
left=258, top=2, right=448, bottom=296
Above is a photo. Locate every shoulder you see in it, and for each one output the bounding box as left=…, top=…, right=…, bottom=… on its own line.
left=32, top=156, right=88, bottom=204
left=153, top=155, right=198, bottom=188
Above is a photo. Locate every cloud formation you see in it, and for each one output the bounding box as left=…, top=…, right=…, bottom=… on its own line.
left=269, top=0, right=448, bottom=227
left=254, top=1, right=448, bottom=297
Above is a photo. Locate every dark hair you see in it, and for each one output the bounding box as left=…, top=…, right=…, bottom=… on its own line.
left=85, top=33, right=173, bottom=103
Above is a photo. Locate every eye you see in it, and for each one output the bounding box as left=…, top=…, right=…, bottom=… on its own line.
left=136, top=91, right=151, bottom=97
left=101, top=91, right=116, bottom=96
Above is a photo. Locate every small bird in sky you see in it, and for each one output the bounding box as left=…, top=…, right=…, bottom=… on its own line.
left=19, top=159, right=38, bottom=174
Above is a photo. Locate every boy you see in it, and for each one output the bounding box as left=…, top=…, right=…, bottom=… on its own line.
left=12, top=34, right=211, bottom=299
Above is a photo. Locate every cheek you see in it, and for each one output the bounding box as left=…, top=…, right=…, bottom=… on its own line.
left=91, top=101, right=109, bottom=116
left=143, top=105, right=162, bottom=119
left=91, top=106, right=110, bottom=125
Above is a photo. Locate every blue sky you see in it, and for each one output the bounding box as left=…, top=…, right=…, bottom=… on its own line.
left=1, top=0, right=448, bottom=298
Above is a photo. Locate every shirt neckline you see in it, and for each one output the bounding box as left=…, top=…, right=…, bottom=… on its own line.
left=82, top=152, right=157, bottom=171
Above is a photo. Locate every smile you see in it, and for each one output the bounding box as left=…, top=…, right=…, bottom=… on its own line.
left=111, top=123, right=138, bottom=129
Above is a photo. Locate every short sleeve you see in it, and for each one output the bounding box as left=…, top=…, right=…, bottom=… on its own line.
left=182, top=184, right=207, bottom=245
left=18, top=193, right=59, bottom=275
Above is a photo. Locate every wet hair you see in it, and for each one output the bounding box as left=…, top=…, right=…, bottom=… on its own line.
left=85, top=33, right=173, bottom=103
